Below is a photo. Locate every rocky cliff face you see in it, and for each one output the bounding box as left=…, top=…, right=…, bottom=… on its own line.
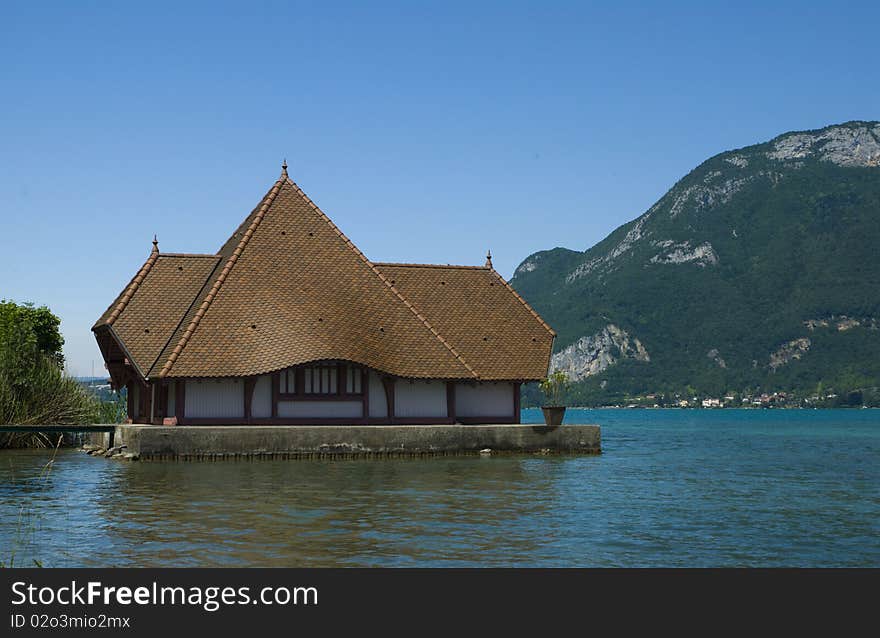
left=768, top=124, right=880, bottom=166
left=510, top=121, right=880, bottom=400
left=803, top=315, right=878, bottom=332
left=768, top=338, right=811, bottom=371
left=550, top=324, right=649, bottom=381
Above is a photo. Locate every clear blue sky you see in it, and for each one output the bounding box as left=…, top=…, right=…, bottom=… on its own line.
left=1, top=1, right=878, bottom=376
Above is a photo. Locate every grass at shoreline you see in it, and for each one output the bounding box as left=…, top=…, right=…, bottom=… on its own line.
left=0, top=435, right=64, bottom=568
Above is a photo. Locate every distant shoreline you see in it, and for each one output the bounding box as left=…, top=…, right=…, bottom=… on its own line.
left=522, top=405, right=877, bottom=410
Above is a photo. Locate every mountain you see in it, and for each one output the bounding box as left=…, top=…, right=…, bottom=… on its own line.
left=511, top=121, right=880, bottom=406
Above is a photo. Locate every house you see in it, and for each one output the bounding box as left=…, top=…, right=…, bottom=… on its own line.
left=92, top=163, right=555, bottom=425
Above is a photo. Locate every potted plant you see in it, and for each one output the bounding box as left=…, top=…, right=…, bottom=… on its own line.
left=539, top=370, right=569, bottom=426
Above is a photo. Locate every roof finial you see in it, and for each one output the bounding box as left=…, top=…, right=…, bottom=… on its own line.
left=152, top=234, right=159, bottom=254
left=485, top=249, right=493, bottom=268
left=281, top=158, right=288, bottom=178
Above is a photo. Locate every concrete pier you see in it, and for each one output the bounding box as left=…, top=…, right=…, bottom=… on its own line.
left=90, top=424, right=601, bottom=460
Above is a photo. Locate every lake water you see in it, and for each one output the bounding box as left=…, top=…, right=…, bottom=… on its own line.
left=1, top=409, right=878, bottom=567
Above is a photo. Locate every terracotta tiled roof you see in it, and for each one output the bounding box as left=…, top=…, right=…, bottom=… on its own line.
left=94, top=168, right=555, bottom=381
left=374, top=263, right=555, bottom=380
left=94, top=239, right=161, bottom=328
left=93, top=253, right=221, bottom=376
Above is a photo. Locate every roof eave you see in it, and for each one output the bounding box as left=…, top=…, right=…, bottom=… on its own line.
left=93, top=323, right=149, bottom=382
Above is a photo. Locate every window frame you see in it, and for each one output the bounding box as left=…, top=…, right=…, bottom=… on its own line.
left=277, top=361, right=366, bottom=401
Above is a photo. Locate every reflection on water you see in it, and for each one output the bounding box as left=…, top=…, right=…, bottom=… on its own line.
left=1, top=409, right=878, bottom=567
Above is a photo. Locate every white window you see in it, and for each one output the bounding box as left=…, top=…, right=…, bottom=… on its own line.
left=304, top=363, right=337, bottom=395
left=279, top=369, right=297, bottom=394
left=346, top=367, right=362, bottom=394
left=278, top=362, right=364, bottom=396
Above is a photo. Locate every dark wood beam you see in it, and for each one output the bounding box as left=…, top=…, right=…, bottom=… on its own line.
left=271, top=372, right=279, bottom=418
left=244, top=377, right=256, bottom=424
left=446, top=381, right=456, bottom=423
left=362, top=367, right=370, bottom=419
left=513, top=382, right=521, bottom=424
left=382, top=377, right=396, bottom=424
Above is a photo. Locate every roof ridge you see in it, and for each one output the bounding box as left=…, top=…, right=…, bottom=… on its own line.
left=103, top=242, right=161, bottom=326
left=488, top=267, right=557, bottom=337
left=157, top=178, right=284, bottom=378
left=373, top=262, right=490, bottom=270
left=285, top=177, right=479, bottom=378
left=157, top=253, right=221, bottom=259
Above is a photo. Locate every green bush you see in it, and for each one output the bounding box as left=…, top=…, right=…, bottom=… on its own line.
left=0, top=300, right=125, bottom=448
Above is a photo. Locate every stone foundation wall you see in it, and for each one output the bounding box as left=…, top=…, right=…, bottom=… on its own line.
left=104, top=424, right=600, bottom=460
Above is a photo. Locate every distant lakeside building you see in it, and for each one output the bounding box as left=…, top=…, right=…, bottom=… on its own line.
left=93, top=164, right=555, bottom=425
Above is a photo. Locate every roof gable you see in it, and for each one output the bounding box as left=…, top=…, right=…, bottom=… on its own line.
left=156, top=175, right=476, bottom=379
left=94, top=254, right=221, bottom=376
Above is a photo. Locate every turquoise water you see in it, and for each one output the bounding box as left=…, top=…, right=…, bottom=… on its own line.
left=1, top=409, right=877, bottom=567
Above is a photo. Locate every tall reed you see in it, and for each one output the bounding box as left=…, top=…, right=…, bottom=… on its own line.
left=0, top=300, right=126, bottom=447
left=1, top=433, right=64, bottom=567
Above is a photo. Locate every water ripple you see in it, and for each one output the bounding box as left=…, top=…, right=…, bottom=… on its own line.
left=1, top=409, right=878, bottom=567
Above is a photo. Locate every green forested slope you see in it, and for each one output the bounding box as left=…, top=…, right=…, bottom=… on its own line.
left=512, top=122, right=880, bottom=405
